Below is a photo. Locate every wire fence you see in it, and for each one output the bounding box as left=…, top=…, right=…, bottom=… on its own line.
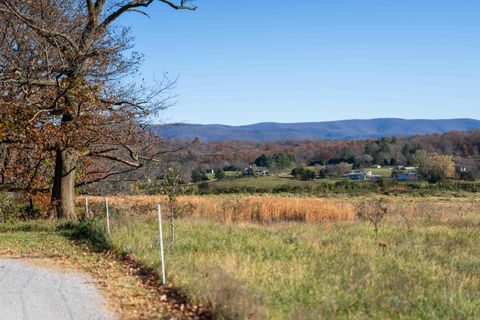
left=80, top=195, right=168, bottom=284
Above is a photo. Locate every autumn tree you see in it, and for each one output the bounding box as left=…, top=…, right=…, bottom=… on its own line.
left=0, top=0, right=196, bottom=219
left=413, top=151, right=455, bottom=183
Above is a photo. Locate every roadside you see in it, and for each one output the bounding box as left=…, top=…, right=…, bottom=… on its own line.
left=0, top=222, right=212, bottom=320
left=0, top=258, right=116, bottom=320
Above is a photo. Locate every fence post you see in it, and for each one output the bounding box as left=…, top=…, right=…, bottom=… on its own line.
left=158, top=204, right=166, bottom=285
left=85, top=197, right=89, bottom=219
left=106, top=197, right=110, bottom=235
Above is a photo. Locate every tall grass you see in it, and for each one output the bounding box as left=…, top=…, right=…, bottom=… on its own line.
left=83, top=195, right=356, bottom=224
left=81, top=195, right=480, bottom=319
left=109, top=216, right=480, bottom=319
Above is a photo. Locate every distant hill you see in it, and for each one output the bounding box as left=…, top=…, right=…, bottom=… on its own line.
left=152, top=118, right=480, bottom=142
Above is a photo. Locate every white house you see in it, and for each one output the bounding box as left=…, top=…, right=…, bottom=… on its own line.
left=344, top=170, right=372, bottom=181
left=244, top=166, right=270, bottom=177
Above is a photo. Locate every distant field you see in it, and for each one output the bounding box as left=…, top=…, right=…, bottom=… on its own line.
left=85, top=195, right=480, bottom=319
left=206, top=171, right=241, bottom=180
left=211, top=175, right=339, bottom=188
left=368, top=167, right=393, bottom=177
left=193, top=174, right=480, bottom=197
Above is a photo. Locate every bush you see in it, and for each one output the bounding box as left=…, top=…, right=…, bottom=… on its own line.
left=223, top=165, right=240, bottom=171
left=459, top=171, right=476, bottom=181
left=0, top=193, right=41, bottom=222
left=0, top=193, right=18, bottom=223
left=215, top=169, right=226, bottom=180
left=198, top=182, right=212, bottom=193
left=191, top=169, right=209, bottom=183
left=291, top=167, right=316, bottom=180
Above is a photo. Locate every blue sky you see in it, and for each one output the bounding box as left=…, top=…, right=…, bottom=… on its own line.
left=119, top=0, right=480, bottom=125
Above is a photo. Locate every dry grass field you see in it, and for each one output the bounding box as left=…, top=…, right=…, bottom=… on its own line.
left=83, top=195, right=356, bottom=224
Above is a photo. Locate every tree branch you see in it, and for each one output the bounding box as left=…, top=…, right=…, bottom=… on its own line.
left=76, top=167, right=140, bottom=187
left=91, top=153, right=141, bottom=167
left=99, top=0, right=196, bottom=30
left=86, top=0, right=95, bottom=19
left=159, top=0, right=197, bottom=11
left=1, top=2, right=79, bottom=52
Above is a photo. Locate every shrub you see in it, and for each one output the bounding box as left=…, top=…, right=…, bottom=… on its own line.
left=191, top=169, right=209, bottom=183
left=291, top=167, right=316, bottom=180
left=215, top=169, right=226, bottom=180
left=356, top=198, right=389, bottom=239
left=0, top=193, right=42, bottom=222
left=0, top=192, right=18, bottom=223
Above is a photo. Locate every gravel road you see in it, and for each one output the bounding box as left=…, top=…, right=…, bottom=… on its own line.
left=0, top=259, right=116, bottom=320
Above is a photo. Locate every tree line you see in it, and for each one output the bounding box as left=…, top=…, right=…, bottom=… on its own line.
left=133, top=130, right=480, bottom=184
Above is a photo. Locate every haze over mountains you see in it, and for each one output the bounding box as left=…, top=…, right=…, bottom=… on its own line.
left=152, top=118, right=480, bottom=142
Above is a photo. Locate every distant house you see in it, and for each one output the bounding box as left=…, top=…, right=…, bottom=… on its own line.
left=369, top=164, right=382, bottom=169
left=454, top=163, right=472, bottom=173
left=343, top=170, right=383, bottom=182
left=344, top=171, right=371, bottom=181
left=205, top=168, right=216, bottom=174
left=453, top=158, right=480, bottom=180
left=395, top=172, right=418, bottom=181
left=244, top=166, right=270, bottom=177
left=392, top=164, right=418, bottom=181
left=256, top=167, right=270, bottom=176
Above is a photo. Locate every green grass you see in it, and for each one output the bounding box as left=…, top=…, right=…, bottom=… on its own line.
left=206, top=173, right=215, bottom=180
left=206, top=171, right=242, bottom=180
left=0, top=221, right=99, bottom=257
left=108, top=212, right=480, bottom=319
left=225, top=170, right=242, bottom=177
left=212, top=175, right=339, bottom=188
left=368, top=167, right=393, bottom=177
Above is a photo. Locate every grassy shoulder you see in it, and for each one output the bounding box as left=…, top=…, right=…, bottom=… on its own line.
left=0, top=221, right=211, bottom=320
left=107, top=211, right=480, bottom=319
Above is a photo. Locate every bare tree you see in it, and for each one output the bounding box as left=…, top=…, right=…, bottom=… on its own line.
left=161, top=167, right=183, bottom=248
left=356, top=198, right=389, bottom=240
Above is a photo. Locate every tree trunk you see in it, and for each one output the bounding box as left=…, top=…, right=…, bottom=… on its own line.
left=51, top=144, right=79, bottom=220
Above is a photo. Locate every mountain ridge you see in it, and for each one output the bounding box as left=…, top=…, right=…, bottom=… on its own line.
left=151, top=118, right=480, bottom=142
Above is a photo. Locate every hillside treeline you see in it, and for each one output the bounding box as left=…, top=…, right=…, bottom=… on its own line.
left=3, top=129, right=480, bottom=196
left=131, top=129, right=480, bottom=182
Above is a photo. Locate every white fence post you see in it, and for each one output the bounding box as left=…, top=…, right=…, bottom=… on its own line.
left=85, top=197, right=89, bottom=219
left=105, top=197, right=110, bottom=235
left=158, top=204, right=166, bottom=285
